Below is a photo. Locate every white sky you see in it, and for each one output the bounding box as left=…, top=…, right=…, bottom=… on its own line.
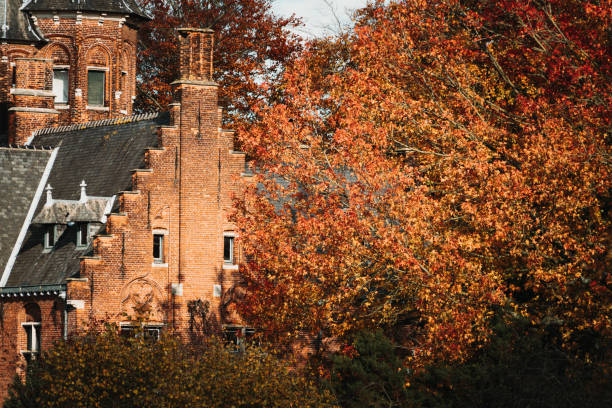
left=271, top=0, right=369, bottom=38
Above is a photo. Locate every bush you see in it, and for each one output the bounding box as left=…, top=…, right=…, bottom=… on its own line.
left=4, top=327, right=335, bottom=408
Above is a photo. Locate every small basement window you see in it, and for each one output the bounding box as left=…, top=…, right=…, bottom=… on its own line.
left=44, top=225, right=58, bottom=250
left=120, top=325, right=161, bottom=341
left=52, top=69, right=69, bottom=104
left=223, top=326, right=255, bottom=351
left=77, top=223, right=89, bottom=248
left=223, top=235, right=234, bottom=264
left=87, top=70, right=105, bottom=106
left=153, top=234, right=164, bottom=263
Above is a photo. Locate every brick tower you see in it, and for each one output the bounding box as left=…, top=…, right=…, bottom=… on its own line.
left=0, top=0, right=150, bottom=144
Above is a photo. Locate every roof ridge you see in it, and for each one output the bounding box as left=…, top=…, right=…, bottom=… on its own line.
left=32, top=112, right=162, bottom=137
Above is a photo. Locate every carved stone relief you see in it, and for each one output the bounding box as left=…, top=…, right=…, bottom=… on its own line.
left=120, top=277, right=165, bottom=322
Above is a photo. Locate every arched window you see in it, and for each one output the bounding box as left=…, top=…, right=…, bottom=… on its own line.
left=85, top=45, right=111, bottom=107
left=45, top=43, right=71, bottom=104
left=22, top=303, right=42, bottom=361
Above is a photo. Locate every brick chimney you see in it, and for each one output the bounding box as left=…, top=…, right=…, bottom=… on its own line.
left=171, top=28, right=218, bottom=134
left=177, top=28, right=215, bottom=83
left=8, top=58, right=59, bottom=145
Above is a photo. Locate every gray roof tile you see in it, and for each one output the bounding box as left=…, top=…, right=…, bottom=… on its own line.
left=0, top=147, right=53, bottom=275
left=5, top=112, right=170, bottom=287
left=23, top=0, right=151, bottom=20
left=0, top=0, right=44, bottom=42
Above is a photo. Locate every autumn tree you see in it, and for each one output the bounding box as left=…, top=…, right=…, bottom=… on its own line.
left=4, top=327, right=335, bottom=408
left=136, top=0, right=302, bottom=124
left=235, top=0, right=611, bottom=367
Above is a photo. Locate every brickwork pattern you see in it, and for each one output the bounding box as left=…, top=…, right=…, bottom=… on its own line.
left=1, top=12, right=140, bottom=145
left=0, top=298, right=65, bottom=396
left=0, top=24, right=251, bottom=404
left=79, top=31, right=247, bottom=334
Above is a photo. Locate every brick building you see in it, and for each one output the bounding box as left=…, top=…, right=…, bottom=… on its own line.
left=0, top=1, right=249, bottom=400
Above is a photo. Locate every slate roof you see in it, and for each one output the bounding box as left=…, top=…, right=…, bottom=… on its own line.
left=4, top=112, right=170, bottom=288
left=0, top=147, right=54, bottom=280
left=0, top=0, right=44, bottom=42
left=22, top=0, right=151, bottom=20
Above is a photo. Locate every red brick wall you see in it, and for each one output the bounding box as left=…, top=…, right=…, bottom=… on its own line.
left=1, top=12, right=141, bottom=145
left=32, top=14, right=140, bottom=124
left=0, top=27, right=250, bottom=404
left=8, top=58, right=58, bottom=145
left=72, top=30, right=248, bottom=337
left=0, top=298, right=65, bottom=400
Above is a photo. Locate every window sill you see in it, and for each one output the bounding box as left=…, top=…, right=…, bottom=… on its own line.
left=152, top=262, right=168, bottom=268
left=222, top=264, right=239, bottom=271
left=86, top=105, right=109, bottom=111
left=55, top=104, right=70, bottom=110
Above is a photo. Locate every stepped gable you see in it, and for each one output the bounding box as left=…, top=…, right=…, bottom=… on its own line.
left=22, top=0, right=151, bottom=21
left=0, top=0, right=44, bottom=41
left=0, top=146, right=54, bottom=275
left=5, top=112, right=170, bottom=288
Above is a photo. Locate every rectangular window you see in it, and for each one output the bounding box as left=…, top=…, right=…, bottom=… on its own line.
left=53, top=69, right=69, bottom=104
left=77, top=223, right=88, bottom=247
left=23, top=322, right=41, bottom=361
left=223, top=236, right=234, bottom=264
left=153, top=234, right=164, bottom=263
left=87, top=70, right=105, bottom=106
left=120, top=325, right=161, bottom=341
left=223, top=326, right=255, bottom=351
left=44, top=225, right=57, bottom=249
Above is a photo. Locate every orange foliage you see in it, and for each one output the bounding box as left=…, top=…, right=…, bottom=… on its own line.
left=235, top=0, right=611, bottom=366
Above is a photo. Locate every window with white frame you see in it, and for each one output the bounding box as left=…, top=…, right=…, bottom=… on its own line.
left=44, top=225, right=58, bottom=250
left=77, top=222, right=89, bottom=248
left=22, top=303, right=42, bottom=362
left=87, top=70, right=105, bottom=106
left=52, top=68, right=69, bottom=104
left=22, top=322, right=41, bottom=355
left=223, top=235, right=234, bottom=264
left=153, top=234, right=164, bottom=263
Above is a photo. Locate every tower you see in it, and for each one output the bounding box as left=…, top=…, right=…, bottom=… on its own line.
left=0, top=0, right=151, bottom=144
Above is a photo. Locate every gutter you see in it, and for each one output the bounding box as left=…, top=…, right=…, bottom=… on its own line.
left=0, top=284, right=66, bottom=297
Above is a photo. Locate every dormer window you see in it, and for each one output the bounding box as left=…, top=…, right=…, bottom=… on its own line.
left=77, top=223, right=89, bottom=248
left=52, top=68, right=69, bottom=104
left=87, top=70, right=106, bottom=106
left=44, top=225, right=58, bottom=250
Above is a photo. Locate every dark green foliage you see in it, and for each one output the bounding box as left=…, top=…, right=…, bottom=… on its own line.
left=4, top=362, right=47, bottom=408
left=408, top=314, right=612, bottom=408
left=323, top=319, right=610, bottom=408
left=324, top=330, right=409, bottom=408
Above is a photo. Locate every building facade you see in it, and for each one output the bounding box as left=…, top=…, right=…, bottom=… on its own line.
left=0, top=1, right=249, bottom=401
